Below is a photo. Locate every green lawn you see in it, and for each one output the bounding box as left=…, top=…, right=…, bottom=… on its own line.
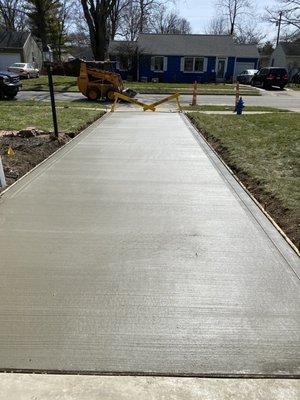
left=21, top=75, right=260, bottom=95
left=288, top=83, right=300, bottom=91
left=188, top=112, right=300, bottom=247
left=183, top=105, right=288, bottom=112
left=124, top=81, right=259, bottom=95
left=21, top=76, right=78, bottom=92
left=0, top=100, right=105, bottom=132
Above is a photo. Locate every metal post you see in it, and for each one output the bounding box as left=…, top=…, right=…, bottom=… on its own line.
left=47, top=63, right=59, bottom=138
left=276, top=11, right=283, bottom=47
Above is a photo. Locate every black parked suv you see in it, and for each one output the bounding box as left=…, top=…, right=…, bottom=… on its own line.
left=0, top=70, right=22, bottom=100
left=251, top=67, right=289, bottom=90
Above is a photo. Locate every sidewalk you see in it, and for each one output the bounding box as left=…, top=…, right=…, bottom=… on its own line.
left=0, top=112, right=299, bottom=378
left=0, top=374, right=299, bottom=400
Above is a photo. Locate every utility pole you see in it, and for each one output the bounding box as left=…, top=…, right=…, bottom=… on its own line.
left=276, top=11, right=283, bottom=47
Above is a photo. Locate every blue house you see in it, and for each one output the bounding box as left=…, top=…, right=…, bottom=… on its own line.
left=109, top=34, right=259, bottom=83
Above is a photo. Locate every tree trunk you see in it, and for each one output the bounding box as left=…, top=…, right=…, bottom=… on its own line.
left=94, top=21, right=108, bottom=60
left=81, top=0, right=113, bottom=61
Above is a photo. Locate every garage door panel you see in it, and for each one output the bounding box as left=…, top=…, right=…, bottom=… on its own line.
left=235, top=62, right=255, bottom=76
left=0, top=53, right=21, bottom=70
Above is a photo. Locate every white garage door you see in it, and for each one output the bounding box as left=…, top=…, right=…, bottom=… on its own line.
left=235, top=62, right=255, bottom=76
left=0, top=53, right=21, bottom=71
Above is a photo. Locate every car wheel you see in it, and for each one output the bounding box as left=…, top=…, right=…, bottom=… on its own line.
left=6, top=93, right=17, bottom=100
left=106, top=90, right=115, bottom=102
left=36, top=72, right=39, bottom=78
left=263, top=82, right=269, bottom=90
left=279, top=85, right=285, bottom=90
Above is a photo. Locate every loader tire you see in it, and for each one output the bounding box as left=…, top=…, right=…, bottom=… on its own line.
left=87, top=87, right=100, bottom=101
left=106, top=90, right=115, bottom=102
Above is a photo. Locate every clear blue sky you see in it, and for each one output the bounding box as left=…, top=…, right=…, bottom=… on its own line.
left=176, top=0, right=279, bottom=40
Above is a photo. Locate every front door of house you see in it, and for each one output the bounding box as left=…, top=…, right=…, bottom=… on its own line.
left=216, top=58, right=226, bottom=79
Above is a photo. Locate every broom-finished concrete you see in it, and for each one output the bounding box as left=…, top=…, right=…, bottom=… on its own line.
left=0, top=112, right=299, bottom=376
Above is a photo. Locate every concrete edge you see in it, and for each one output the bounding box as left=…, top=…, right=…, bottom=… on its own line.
left=180, top=113, right=300, bottom=274
left=0, top=112, right=110, bottom=202
left=1, top=369, right=300, bottom=379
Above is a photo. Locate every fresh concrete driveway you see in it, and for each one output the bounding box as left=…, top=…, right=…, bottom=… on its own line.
left=17, top=88, right=300, bottom=111
left=0, top=112, right=299, bottom=377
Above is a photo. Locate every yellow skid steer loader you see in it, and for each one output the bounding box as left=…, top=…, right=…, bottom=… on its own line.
left=77, top=61, right=136, bottom=101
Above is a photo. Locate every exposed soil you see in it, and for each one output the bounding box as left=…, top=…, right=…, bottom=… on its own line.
left=0, top=133, right=73, bottom=192
left=191, top=122, right=299, bottom=251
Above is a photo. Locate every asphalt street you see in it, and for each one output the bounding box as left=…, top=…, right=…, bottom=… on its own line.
left=17, top=87, right=300, bottom=111
left=0, top=112, right=299, bottom=376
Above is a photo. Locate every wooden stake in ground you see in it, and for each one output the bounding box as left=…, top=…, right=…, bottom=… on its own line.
left=0, top=156, right=6, bottom=188
left=235, top=82, right=240, bottom=110
left=191, top=81, right=197, bottom=106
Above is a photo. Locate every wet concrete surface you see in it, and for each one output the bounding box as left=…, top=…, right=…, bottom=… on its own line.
left=0, top=113, right=299, bottom=376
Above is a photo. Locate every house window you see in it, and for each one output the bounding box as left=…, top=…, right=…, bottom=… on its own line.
left=184, top=57, right=194, bottom=72
left=183, top=57, right=205, bottom=72
left=151, top=56, right=165, bottom=72
left=194, top=57, right=204, bottom=72
left=117, top=55, right=132, bottom=71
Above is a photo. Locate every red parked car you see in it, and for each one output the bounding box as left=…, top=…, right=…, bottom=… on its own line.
left=251, top=67, right=289, bottom=90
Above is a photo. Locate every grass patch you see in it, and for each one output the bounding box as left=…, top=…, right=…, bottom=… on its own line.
left=21, top=76, right=260, bottom=95
left=0, top=99, right=107, bottom=110
left=188, top=112, right=300, bottom=248
left=22, top=75, right=78, bottom=92
left=0, top=100, right=105, bottom=132
left=288, top=84, right=300, bottom=91
left=183, top=105, right=289, bottom=112
left=125, top=81, right=260, bottom=95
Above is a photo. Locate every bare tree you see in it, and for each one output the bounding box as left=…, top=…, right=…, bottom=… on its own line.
left=119, top=0, right=140, bottom=40
left=265, top=0, right=300, bottom=39
left=80, top=0, right=117, bottom=60
left=109, top=0, right=130, bottom=39
left=152, top=5, right=191, bottom=34
left=234, top=22, right=266, bottom=44
left=49, top=0, right=72, bottom=60
left=205, top=16, right=228, bottom=34
left=217, top=0, right=251, bottom=35
left=138, top=0, right=156, bottom=33
left=0, top=0, right=26, bottom=30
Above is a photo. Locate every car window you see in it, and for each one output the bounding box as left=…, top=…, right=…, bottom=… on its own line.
left=12, top=63, right=25, bottom=67
left=270, top=68, right=287, bottom=76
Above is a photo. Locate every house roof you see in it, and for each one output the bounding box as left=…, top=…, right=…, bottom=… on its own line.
left=109, top=40, right=138, bottom=54
left=0, top=31, right=30, bottom=49
left=280, top=42, right=300, bottom=56
left=136, top=34, right=259, bottom=58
